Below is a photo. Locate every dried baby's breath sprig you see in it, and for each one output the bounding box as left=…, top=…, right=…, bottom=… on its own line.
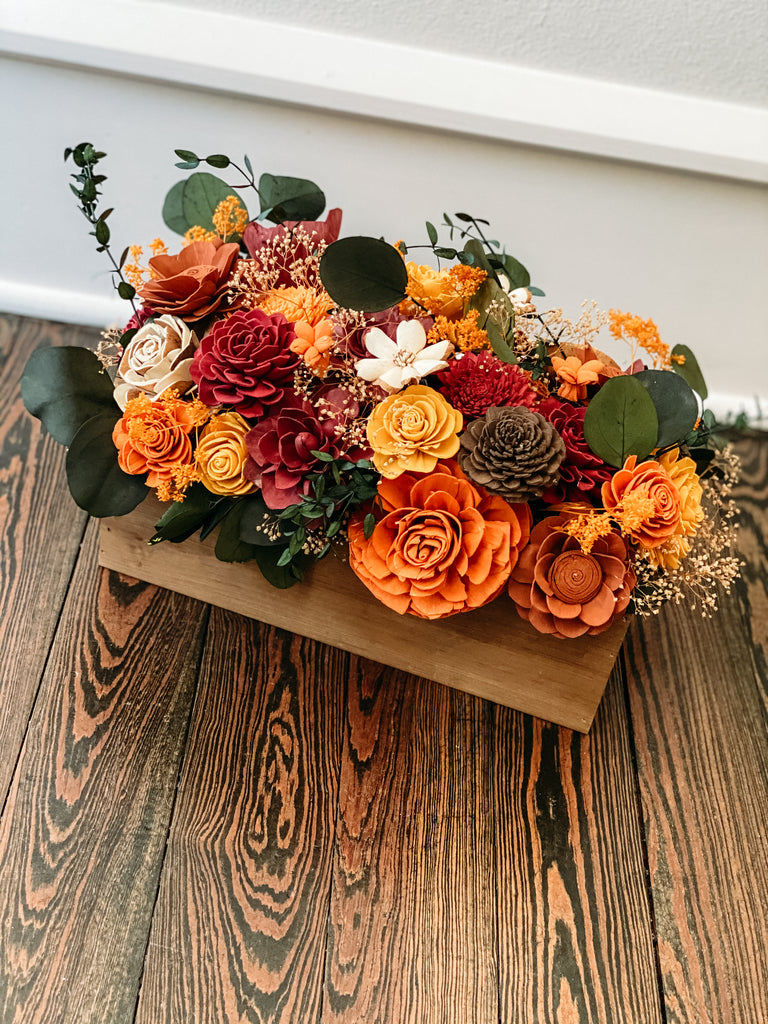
left=632, top=445, right=742, bottom=617
left=229, top=226, right=328, bottom=305
left=97, top=326, right=123, bottom=370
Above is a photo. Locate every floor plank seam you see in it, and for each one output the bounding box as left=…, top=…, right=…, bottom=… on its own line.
left=318, top=656, right=350, bottom=1023
left=0, top=512, right=90, bottom=826
left=490, top=702, right=504, bottom=1024
left=618, top=643, right=669, bottom=1024
left=130, top=602, right=212, bottom=1024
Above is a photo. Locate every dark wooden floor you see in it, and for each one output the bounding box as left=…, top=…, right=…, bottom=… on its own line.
left=1, top=312, right=766, bottom=1024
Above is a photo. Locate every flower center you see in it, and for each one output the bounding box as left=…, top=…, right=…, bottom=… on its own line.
left=548, top=551, right=602, bottom=604
left=393, top=349, right=417, bottom=368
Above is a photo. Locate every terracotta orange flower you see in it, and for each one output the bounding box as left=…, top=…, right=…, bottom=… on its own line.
left=601, top=454, right=682, bottom=549
left=139, top=238, right=240, bottom=321
left=348, top=459, right=531, bottom=619
left=195, top=412, right=256, bottom=496
left=113, top=393, right=206, bottom=488
left=508, top=515, right=635, bottom=638
left=367, top=384, right=463, bottom=478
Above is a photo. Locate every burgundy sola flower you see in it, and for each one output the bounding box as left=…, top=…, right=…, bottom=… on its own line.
left=244, top=388, right=362, bottom=509
left=436, top=350, right=538, bottom=418
left=190, top=309, right=299, bottom=420
left=243, top=209, right=343, bottom=287
left=538, top=396, right=613, bottom=504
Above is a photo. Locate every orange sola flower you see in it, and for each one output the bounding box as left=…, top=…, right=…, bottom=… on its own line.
left=367, top=384, right=463, bottom=478
left=550, top=353, right=604, bottom=402
left=113, top=392, right=208, bottom=489
left=508, top=514, right=635, bottom=639
left=400, top=263, right=486, bottom=319
left=601, top=454, right=682, bottom=549
left=643, top=447, right=704, bottom=569
left=348, top=459, right=531, bottom=619
left=258, top=286, right=331, bottom=327
left=289, top=318, right=335, bottom=377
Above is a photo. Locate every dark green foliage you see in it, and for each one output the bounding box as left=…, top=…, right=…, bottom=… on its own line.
left=21, top=346, right=117, bottom=446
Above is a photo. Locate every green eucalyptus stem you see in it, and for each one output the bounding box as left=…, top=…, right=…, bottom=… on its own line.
left=65, top=142, right=137, bottom=313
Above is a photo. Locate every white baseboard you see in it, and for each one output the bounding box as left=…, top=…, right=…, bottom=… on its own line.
left=2, top=0, right=767, bottom=183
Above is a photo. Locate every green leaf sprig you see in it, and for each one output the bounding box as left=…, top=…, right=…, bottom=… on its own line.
left=64, top=143, right=137, bottom=307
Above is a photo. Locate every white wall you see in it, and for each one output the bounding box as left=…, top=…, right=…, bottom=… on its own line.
left=1, top=0, right=767, bottom=419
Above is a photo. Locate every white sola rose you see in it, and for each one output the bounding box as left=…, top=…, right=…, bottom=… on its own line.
left=355, top=319, right=453, bottom=392
left=113, top=315, right=199, bottom=411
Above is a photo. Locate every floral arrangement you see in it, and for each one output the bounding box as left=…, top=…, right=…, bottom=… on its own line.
left=22, top=142, right=742, bottom=640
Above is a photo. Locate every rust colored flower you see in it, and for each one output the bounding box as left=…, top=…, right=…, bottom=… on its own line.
left=190, top=308, right=300, bottom=419
left=195, top=411, right=256, bottom=496
left=138, top=239, right=240, bottom=321
left=367, top=384, right=463, bottom=478
left=348, top=459, right=531, bottom=619
left=601, top=455, right=682, bottom=549
left=508, top=515, right=635, bottom=638
left=112, top=392, right=206, bottom=488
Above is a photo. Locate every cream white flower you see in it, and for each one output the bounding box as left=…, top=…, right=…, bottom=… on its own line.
left=113, top=314, right=199, bottom=411
left=355, top=320, right=453, bottom=392
left=498, top=274, right=536, bottom=314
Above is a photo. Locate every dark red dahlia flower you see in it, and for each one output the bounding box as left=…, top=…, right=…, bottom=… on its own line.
left=538, top=396, right=613, bottom=504
left=190, top=309, right=299, bottom=419
left=244, top=393, right=347, bottom=509
left=436, top=351, right=538, bottom=418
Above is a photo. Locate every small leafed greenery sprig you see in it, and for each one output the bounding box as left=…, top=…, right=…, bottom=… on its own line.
left=273, top=454, right=379, bottom=570
left=64, top=143, right=137, bottom=307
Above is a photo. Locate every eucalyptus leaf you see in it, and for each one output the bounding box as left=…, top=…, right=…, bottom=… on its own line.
left=66, top=412, right=149, bottom=517
left=634, top=369, right=699, bottom=448
left=426, top=221, right=438, bottom=245
left=320, top=236, right=408, bottom=312
left=21, top=346, right=118, bottom=446
left=462, top=238, right=494, bottom=275
left=253, top=544, right=314, bottom=588
left=181, top=172, right=246, bottom=234
left=162, top=180, right=189, bottom=235
left=466, top=278, right=517, bottom=364
left=583, top=375, right=659, bottom=467
left=499, top=252, right=530, bottom=289
left=671, top=344, right=708, bottom=399
left=117, top=282, right=135, bottom=300
left=258, top=173, right=325, bottom=223
left=214, top=502, right=257, bottom=563
left=239, top=493, right=283, bottom=546
left=151, top=484, right=213, bottom=544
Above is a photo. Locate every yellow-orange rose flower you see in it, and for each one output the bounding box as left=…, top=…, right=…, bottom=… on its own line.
left=601, top=454, right=681, bottom=549
left=400, top=263, right=484, bottom=319
left=645, top=447, right=704, bottom=569
left=348, top=459, right=531, bottom=619
left=112, top=393, right=204, bottom=487
left=367, top=384, right=463, bottom=478
left=195, top=412, right=256, bottom=496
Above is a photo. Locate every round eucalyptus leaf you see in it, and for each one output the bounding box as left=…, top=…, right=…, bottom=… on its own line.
left=320, top=236, right=408, bottom=312
left=21, top=346, right=118, bottom=446
left=181, top=172, right=247, bottom=234
left=161, top=180, right=188, bottom=235
left=258, top=173, right=325, bottom=223
left=635, top=369, right=699, bottom=448
left=671, top=344, right=708, bottom=399
left=583, top=375, right=659, bottom=468
left=66, top=412, right=149, bottom=517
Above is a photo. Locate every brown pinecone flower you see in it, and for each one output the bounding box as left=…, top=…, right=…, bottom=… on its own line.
left=459, top=405, right=566, bottom=502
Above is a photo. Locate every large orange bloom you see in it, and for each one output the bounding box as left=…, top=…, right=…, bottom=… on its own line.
left=113, top=393, right=204, bottom=488
left=348, top=459, right=531, bottom=620
left=139, top=239, right=240, bottom=321
left=601, top=454, right=681, bottom=549
left=508, top=514, right=635, bottom=639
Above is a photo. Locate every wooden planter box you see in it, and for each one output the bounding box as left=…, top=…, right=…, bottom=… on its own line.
left=98, top=497, right=627, bottom=732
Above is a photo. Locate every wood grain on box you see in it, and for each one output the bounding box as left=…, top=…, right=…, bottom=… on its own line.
left=98, top=496, right=627, bottom=731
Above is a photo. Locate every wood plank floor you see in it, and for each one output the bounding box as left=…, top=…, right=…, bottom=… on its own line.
left=1, top=312, right=766, bottom=1024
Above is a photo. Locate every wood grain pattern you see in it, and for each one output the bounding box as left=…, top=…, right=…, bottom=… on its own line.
left=493, top=666, right=664, bottom=1024
left=100, top=495, right=626, bottom=731
left=0, top=523, right=208, bottom=1024
left=624, top=436, right=768, bottom=1024
left=135, top=611, right=345, bottom=1024
left=0, top=314, right=93, bottom=808
left=323, top=661, right=497, bottom=1023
